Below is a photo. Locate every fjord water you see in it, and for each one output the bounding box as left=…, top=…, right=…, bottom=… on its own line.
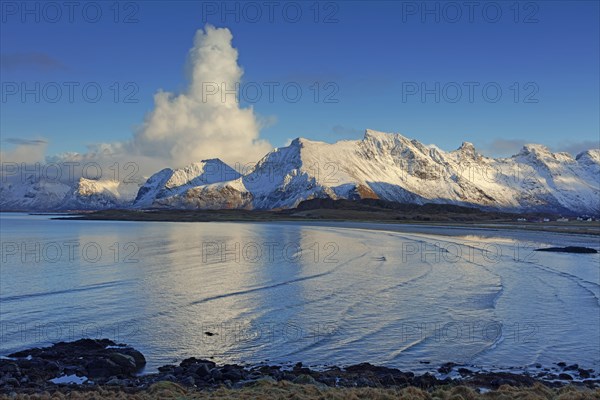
left=1, top=213, right=599, bottom=375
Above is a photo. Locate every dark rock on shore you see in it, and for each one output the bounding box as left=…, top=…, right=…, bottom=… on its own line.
left=1, top=339, right=145, bottom=391
left=1, top=339, right=599, bottom=395
left=535, top=246, right=597, bottom=253
left=438, top=362, right=457, bottom=374
left=467, top=372, right=536, bottom=388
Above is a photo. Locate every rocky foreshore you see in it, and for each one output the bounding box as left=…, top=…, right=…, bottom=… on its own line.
left=1, top=339, right=598, bottom=396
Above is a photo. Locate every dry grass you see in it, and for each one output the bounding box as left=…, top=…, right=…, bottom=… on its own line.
left=1, top=381, right=599, bottom=400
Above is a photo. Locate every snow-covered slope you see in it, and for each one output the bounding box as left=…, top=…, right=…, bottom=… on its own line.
left=0, top=176, right=140, bottom=211
left=0, top=175, right=72, bottom=210
left=151, top=130, right=599, bottom=214
left=132, top=159, right=241, bottom=208
left=62, top=178, right=132, bottom=210
left=2, top=130, right=598, bottom=213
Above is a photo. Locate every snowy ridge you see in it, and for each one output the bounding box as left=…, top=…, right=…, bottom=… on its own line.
left=132, top=159, right=241, bottom=208
left=0, top=176, right=136, bottom=211
left=147, top=130, right=599, bottom=214
left=0, top=175, right=72, bottom=210
left=1, top=130, right=598, bottom=213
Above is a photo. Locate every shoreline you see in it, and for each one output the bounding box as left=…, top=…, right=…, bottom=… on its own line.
left=1, top=339, right=598, bottom=398
left=48, top=208, right=600, bottom=236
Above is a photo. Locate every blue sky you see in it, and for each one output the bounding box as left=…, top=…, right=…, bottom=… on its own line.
left=1, top=0, right=599, bottom=160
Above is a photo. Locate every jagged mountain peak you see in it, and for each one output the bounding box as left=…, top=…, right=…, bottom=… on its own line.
left=165, top=159, right=235, bottom=189
left=576, top=148, right=600, bottom=163
left=452, top=141, right=480, bottom=160
left=458, top=141, right=475, bottom=152
left=515, top=144, right=581, bottom=166
left=286, top=137, right=332, bottom=151
left=289, top=137, right=307, bottom=146
left=363, top=129, right=412, bottom=144
left=518, top=143, right=552, bottom=157
left=201, top=158, right=226, bottom=163
left=360, top=130, right=427, bottom=161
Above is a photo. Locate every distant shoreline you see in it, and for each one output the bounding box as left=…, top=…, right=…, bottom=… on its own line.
left=48, top=208, right=600, bottom=236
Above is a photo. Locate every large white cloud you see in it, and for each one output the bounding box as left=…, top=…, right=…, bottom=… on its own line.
left=129, top=25, right=272, bottom=169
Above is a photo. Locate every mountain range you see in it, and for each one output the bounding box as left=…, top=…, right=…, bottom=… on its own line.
left=2, top=130, right=599, bottom=215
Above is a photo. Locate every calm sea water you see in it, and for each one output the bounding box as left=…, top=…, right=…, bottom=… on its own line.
left=1, top=213, right=599, bottom=375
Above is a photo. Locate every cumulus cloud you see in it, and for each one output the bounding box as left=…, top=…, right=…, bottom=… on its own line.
left=126, top=25, right=272, bottom=169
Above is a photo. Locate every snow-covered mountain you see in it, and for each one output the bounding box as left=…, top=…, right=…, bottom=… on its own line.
left=0, top=175, right=72, bottom=210
left=2, top=130, right=598, bottom=214
left=143, top=130, right=599, bottom=214
left=132, top=159, right=241, bottom=208
left=0, top=175, right=140, bottom=211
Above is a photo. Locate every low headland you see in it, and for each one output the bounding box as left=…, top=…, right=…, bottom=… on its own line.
left=55, top=199, right=600, bottom=236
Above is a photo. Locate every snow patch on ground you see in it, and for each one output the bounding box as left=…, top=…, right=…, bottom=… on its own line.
left=49, top=374, right=88, bottom=385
